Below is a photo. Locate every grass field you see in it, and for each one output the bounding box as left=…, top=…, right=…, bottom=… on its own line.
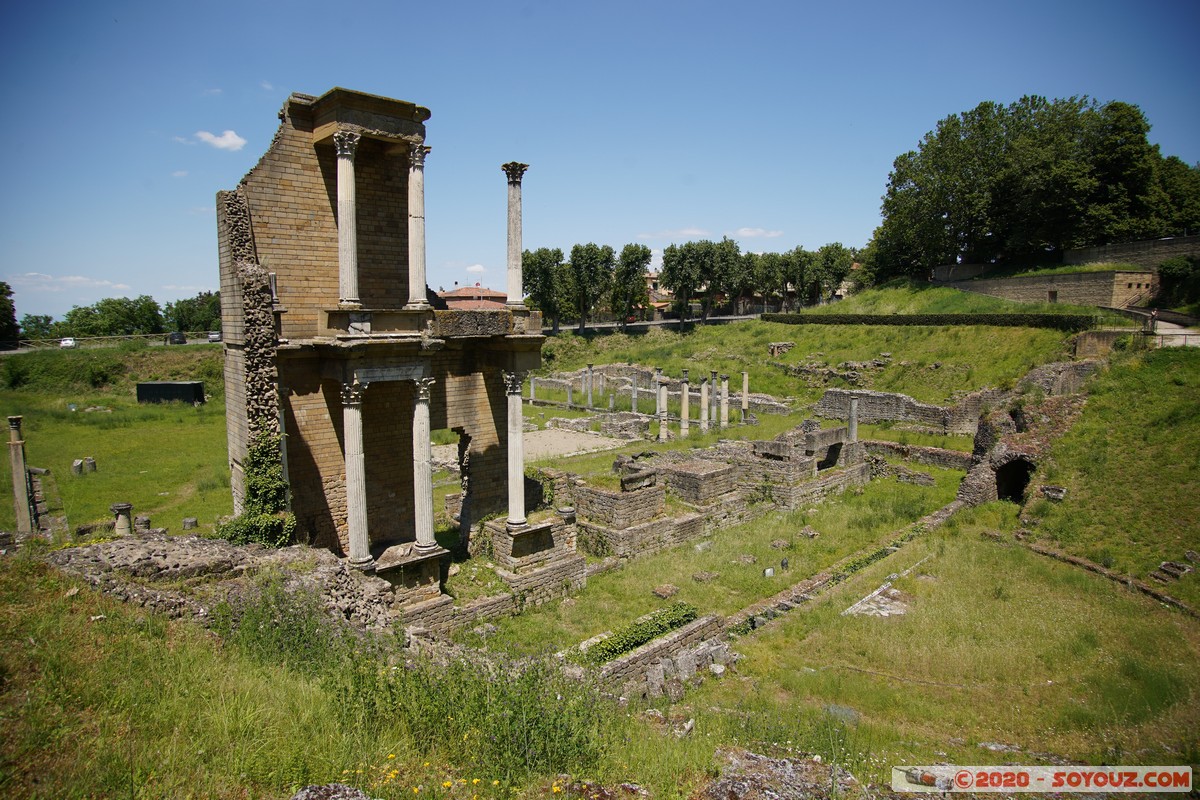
left=801, top=278, right=1117, bottom=318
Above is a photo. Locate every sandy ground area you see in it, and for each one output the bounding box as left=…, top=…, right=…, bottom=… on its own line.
left=432, top=428, right=628, bottom=466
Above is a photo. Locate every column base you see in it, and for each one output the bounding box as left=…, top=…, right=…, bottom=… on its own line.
left=506, top=518, right=528, bottom=532
left=404, top=301, right=432, bottom=311
left=338, top=300, right=363, bottom=310
left=348, top=555, right=376, bottom=572
left=506, top=301, right=528, bottom=311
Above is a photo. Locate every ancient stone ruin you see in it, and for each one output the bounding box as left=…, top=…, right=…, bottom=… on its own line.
left=216, top=88, right=545, bottom=616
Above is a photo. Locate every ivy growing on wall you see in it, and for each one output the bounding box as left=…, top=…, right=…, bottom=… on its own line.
left=217, top=424, right=296, bottom=548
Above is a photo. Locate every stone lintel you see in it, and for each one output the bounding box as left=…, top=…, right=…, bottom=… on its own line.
left=307, top=87, right=430, bottom=145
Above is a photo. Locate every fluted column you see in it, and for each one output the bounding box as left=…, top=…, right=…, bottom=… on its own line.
left=657, top=382, right=668, bottom=442
left=412, top=377, right=437, bottom=551
left=699, top=378, right=709, bottom=432
left=341, top=381, right=372, bottom=569
left=741, top=371, right=750, bottom=422
left=406, top=144, right=432, bottom=309
left=334, top=131, right=362, bottom=308
left=504, top=371, right=526, bottom=528
left=709, top=370, right=718, bottom=420
left=680, top=371, right=690, bottom=438
left=502, top=162, right=529, bottom=309
left=653, top=367, right=663, bottom=415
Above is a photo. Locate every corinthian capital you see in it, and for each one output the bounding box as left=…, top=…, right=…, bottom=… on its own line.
left=409, top=143, right=431, bottom=169
left=333, top=130, right=361, bottom=159
left=502, top=371, right=525, bottom=395
left=413, top=376, right=436, bottom=402
left=501, top=161, right=529, bottom=184
left=340, top=380, right=366, bottom=406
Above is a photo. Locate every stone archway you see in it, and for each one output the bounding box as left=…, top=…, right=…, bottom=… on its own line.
left=995, top=457, right=1036, bottom=503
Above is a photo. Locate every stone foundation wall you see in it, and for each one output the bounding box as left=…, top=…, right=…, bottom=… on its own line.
left=815, top=387, right=1007, bottom=435
left=486, top=517, right=577, bottom=572
left=574, top=484, right=665, bottom=529
left=597, top=614, right=726, bottom=688
left=579, top=512, right=706, bottom=559
left=772, top=462, right=870, bottom=509
left=941, top=270, right=1156, bottom=308
left=498, top=554, right=587, bottom=607
left=863, top=441, right=974, bottom=471
left=658, top=460, right=735, bottom=504
left=1018, top=360, right=1100, bottom=396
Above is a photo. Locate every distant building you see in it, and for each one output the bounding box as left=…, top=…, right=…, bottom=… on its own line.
left=439, top=284, right=507, bottom=310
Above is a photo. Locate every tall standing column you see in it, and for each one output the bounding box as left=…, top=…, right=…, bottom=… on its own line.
left=412, top=377, right=438, bottom=552
left=720, top=375, right=730, bottom=429
left=504, top=371, right=527, bottom=528
left=502, top=162, right=529, bottom=309
left=680, top=371, right=690, bottom=438
left=654, top=367, right=663, bottom=416
left=341, top=381, right=373, bottom=569
left=587, top=364, right=594, bottom=408
left=709, top=370, right=718, bottom=420
left=406, top=144, right=432, bottom=309
left=741, top=371, right=750, bottom=422
left=699, top=379, right=709, bottom=432
left=8, top=416, right=32, bottom=535
left=334, top=131, right=362, bottom=308
left=630, top=378, right=638, bottom=414
left=657, top=382, right=668, bottom=442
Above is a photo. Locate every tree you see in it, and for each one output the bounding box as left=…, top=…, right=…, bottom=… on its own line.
left=815, top=242, right=855, bottom=302
left=59, top=295, right=164, bottom=337
left=611, top=244, right=651, bottom=331
left=660, top=242, right=702, bottom=322
left=699, top=237, right=741, bottom=321
left=19, top=314, right=55, bottom=340
left=164, top=290, right=220, bottom=332
left=523, top=247, right=568, bottom=333
left=567, top=243, right=614, bottom=332
left=0, top=283, right=18, bottom=349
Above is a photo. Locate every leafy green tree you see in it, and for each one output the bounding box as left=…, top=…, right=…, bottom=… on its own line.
left=567, top=243, right=614, bottom=332
left=0, top=283, right=18, bottom=348
left=815, top=242, right=855, bottom=302
left=59, top=295, right=164, bottom=338
left=753, top=251, right=789, bottom=311
left=523, top=247, right=568, bottom=333
left=19, top=314, right=55, bottom=340
left=164, top=290, right=220, bottom=332
left=611, top=244, right=651, bottom=331
left=660, top=242, right=702, bottom=321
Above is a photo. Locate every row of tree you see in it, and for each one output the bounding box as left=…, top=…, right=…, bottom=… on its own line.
left=13, top=290, right=221, bottom=340
left=869, top=96, right=1200, bottom=279
left=523, top=239, right=858, bottom=332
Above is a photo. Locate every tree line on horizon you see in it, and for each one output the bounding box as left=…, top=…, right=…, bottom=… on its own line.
left=4, top=288, right=221, bottom=343
left=523, top=239, right=857, bottom=333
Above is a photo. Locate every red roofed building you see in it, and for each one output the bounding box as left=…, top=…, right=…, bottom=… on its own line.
left=439, top=283, right=508, bottom=310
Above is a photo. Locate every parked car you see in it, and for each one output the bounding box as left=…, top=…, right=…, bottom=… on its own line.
left=166, top=332, right=187, bottom=345
left=207, top=331, right=221, bottom=343
left=59, top=337, right=77, bottom=349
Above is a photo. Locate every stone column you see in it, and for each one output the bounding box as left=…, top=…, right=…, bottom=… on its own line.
left=654, top=367, right=663, bottom=416
left=405, top=144, right=432, bottom=309
left=849, top=397, right=859, bottom=443
left=8, top=417, right=32, bottom=535
left=657, top=382, right=668, bottom=442
left=341, top=381, right=373, bottom=569
left=334, top=131, right=362, bottom=308
left=680, top=370, right=690, bottom=438
left=504, top=371, right=526, bottom=528
left=699, top=379, right=709, bottom=432
left=502, top=162, right=529, bottom=309
left=587, top=364, right=594, bottom=408
left=709, top=370, right=718, bottom=419
left=741, top=371, right=750, bottom=422
left=111, top=503, right=133, bottom=537
left=720, top=375, right=730, bottom=429
left=566, top=382, right=573, bottom=407
left=630, top=378, right=638, bottom=414
left=412, top=377, right=438, bottom=552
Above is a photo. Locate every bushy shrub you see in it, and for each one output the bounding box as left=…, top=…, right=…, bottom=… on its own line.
left=578, top=601, right=698, bottom=665
left=216, top=426, right=296, bottom=548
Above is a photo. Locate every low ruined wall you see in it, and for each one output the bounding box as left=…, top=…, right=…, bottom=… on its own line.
left=574, top=484, right=665, bottom=529
left=580, top=512, right=706, bottom=559
left=1064, top=235, right=1200, bottom=269
left=598, top=613, right=726, bottom=688
left=498, top=554, right=587, bottom=607
left=941, top=271, right=1154, bottom=308
left=1018, top=360, right=1100, bottom=396
left=774, top=462, right=870, bottom=509
left=658, top=460, right=735, bottom=504
left=1074, top=331, right=1133, bottom=358
left=863, top=441, right=973, bottom=471
left=815, top=388, right=1006, bottom=435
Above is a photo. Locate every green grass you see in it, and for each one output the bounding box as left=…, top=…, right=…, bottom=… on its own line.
left=1021, top=348, right=1200, bottom=607
left=541, top=319, right=1075, bottom=407
left=693, top=502, right=1200, bottom=785
left=805, top=278, right=1115, bottom=317
left=0, top=391, right=231, bottom=533
left=989, top=261, right=1151, bottom=279
left=466, top=464, right=962, bottom=657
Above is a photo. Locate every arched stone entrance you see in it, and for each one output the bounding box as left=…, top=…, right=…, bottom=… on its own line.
left=995, top=457, right=1035, bottom=503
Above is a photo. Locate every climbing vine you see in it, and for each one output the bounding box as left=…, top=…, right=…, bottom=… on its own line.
left=217, top=424, right=296, bottom=548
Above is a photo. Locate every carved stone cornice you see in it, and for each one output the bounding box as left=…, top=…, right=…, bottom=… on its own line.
left=333, top=130, right=361, bottom=159
left=501, top=161, right=529, bottom=184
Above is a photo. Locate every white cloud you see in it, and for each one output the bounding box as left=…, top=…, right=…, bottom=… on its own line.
left=195, top=130, right=247, bottom=151
left=172, top=136, right=195, bottom=145
left=6, top=273, right=131, bottom=293
left=636, top=227, right=710, bottom=241
left=260, top=80, right=274, bottom=91
left=465, top=264, right=486, bottom=274
left=171, top=170, right=188, bottom=178
left=202, top=88, right=223, bottom=96
left=732, top=227, right=784, bottom=239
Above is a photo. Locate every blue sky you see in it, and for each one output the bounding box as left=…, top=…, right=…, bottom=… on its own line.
left=2, top=0, right=1198, bottom=320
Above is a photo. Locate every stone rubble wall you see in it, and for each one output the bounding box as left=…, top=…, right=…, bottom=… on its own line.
left=1017, top=360, right=1100, bottom=396
left=579, top=512, right=706, bottom=559
left=597, top=614, right=726, bottom=688
left=657, top=460, right=736, bottom=504
left=573, top=483, right=665, bottom=529
left=498, top=554, right=587, bottom=607
left=815, top=387, right=1008, bottom=435
left=863, top=441, right=974, bottom=471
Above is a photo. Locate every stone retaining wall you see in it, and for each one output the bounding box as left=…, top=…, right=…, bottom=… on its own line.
left=1064, top=234, right=1200, bottom=269
left=498, top=554, right=587, bottom=607
left=658, top=460, right=735, bottom=504
left=574, top=483, right=665, bottom=529
left=598, top=614, right=725, bottom=688
left=863, top=441, right=974, bottom=471
left=815, top=387, right=1007, bottom=435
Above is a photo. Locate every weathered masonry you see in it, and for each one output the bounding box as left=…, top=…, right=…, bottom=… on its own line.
left=217, top=88, right=542, bottom=592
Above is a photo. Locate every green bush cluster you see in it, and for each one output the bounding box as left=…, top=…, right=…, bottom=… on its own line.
left=578, top=601, right=698, bottom=665
left=216, top=427, right=296, bottom=548
left=762, top=312, right=1095, bottom=332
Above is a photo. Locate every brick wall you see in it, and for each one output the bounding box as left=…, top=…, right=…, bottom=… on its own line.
left=941, top=271, right=1156, bottom=308
left=574, top=484, right=665, bottom=529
